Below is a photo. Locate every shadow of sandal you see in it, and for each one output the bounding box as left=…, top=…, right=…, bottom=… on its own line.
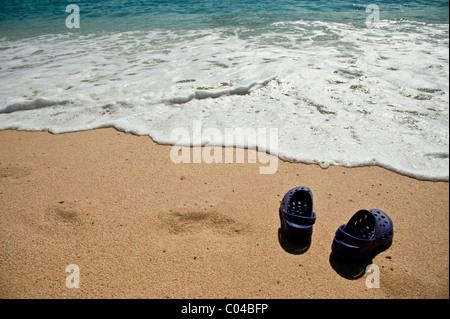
left=329, top=253, right=370, bottom=279
left=278, top=228, right=311, bottom=255
left=329, top=242, right=392, bottom=280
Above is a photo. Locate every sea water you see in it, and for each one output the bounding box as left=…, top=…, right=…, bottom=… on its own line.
left=0, top=0, right=448, bottom=180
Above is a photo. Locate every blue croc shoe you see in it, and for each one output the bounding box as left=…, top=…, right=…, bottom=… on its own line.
left=331, top=209, right=394, bottom=260
left=279, top=187, right=316, bottom=240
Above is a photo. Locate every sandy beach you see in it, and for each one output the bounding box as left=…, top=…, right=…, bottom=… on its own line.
left=0, top=128, right=448, bottom=299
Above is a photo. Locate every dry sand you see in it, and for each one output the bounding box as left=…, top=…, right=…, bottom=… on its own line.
left=0, top=128, right=448, bottom=299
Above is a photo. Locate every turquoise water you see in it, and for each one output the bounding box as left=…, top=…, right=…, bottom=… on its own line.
left=0, top=1, right=449, bottom=180
left=1, top=0, right=448, bottom=39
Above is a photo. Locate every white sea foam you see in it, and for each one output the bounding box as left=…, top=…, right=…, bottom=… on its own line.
left=0, top=20, right=448, bottom=181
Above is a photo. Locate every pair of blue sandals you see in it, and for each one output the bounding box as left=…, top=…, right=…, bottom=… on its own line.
left=279, top=186, right=394, bottom=260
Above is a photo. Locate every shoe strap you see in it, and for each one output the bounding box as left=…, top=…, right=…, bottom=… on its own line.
left=284, top=211, right=316, bottom=226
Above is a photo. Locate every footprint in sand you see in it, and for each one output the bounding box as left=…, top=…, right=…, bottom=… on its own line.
left=0, top=165, right=31, bottom=179
left=158, top=201, right=247, bottom=236
left=46, top=200, right=90, bottom=227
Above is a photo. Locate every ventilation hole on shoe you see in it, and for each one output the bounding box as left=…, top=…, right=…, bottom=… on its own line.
left=381, top=215, right=385, bottom=219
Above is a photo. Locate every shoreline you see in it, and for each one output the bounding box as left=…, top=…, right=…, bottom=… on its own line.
left=4, top=127, right=448, bottom=183
left=0, top=128, right=448, bottom=299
